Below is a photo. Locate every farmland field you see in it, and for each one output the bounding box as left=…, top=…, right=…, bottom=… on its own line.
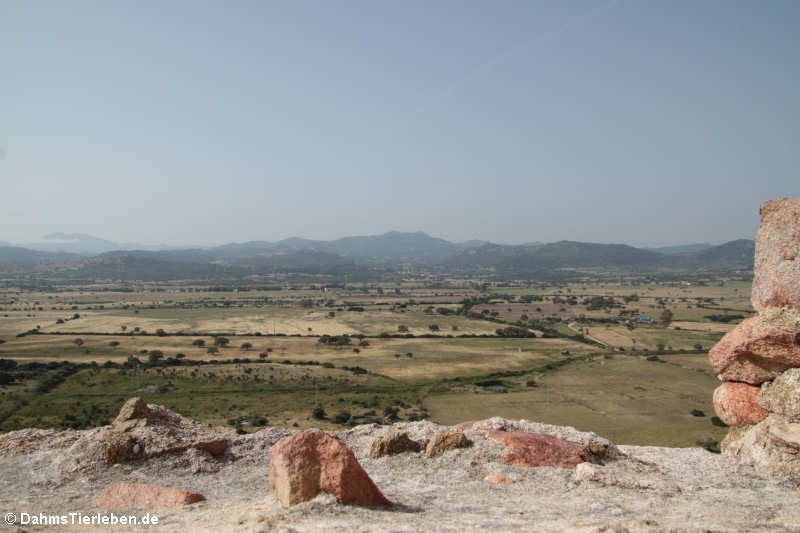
left=0, top=276, right=746, bottom=448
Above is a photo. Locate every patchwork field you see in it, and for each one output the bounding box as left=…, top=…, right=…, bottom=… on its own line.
left=0, top=277, right=742, bottom=448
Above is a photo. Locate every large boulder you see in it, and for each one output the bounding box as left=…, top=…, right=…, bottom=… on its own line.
left=708, top=310, right=800, bottom=384
left=486, top=430, right=591, bottom=469
left=269, top=430, right=391, bottom=508
left=95, top=482, right=205, bottom=510
left=752, top=197, right=800, bottom=313
left=713, top=382, right=769, bottom=427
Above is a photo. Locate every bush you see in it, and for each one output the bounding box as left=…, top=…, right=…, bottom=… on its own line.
left=312, top=406, right=326, bottom=420
left=690, top=409, right=705, bottom=417
left=696, top=438, right=720, bottom=453
left=711, top=416, right=728, bottom=427
left=333, top=410, right=351, bottom=424
left=213, top=336, right=230, bottom=347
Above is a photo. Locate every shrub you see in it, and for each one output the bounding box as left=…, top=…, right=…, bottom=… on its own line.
left=312, top=406, right=326, bottom=420
left=711, top=416, right=728, bottom=427
left=333, top=410, right=351, bottom=424
left=696, top=438, right=720, bottom=453
left=691, top=409, right=705, bottom=417
left=213, top=336, right=230, bottom=347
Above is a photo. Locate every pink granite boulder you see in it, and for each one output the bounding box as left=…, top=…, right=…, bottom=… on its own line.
left=709, top=316, right=800, bottom=384
left=713, top=382, right=769, bottom=427
left=269, top=430, right=391, bottom=508
left=752, top=197, right=800, bottom=313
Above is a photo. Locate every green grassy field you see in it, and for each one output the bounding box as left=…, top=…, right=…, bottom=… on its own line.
left=425, top=353, right=727, bottom=447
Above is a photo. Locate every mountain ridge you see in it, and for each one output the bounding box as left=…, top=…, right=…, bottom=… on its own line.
left=0, top=231, right=755, bottom=277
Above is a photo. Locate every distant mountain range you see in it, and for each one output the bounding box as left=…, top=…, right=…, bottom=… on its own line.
left=645, top=243, right=714, bottom=254
left=444, top=239, right=755, bottom=274
left=0, top=231, right=755, bottom=279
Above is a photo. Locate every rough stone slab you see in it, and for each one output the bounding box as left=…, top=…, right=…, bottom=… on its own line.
left=95, top=482, right=204, bottom=510
left=368, top=431, right=421, bottom=458
left=752, top=197, right=800, bottom=312
left=708, top=313, right=800, bottom=384
left=768, top=423, right=800, bottom=449
left=424, top=430, right=472, bottom=457
left=486, top=430, right=590, bottom=469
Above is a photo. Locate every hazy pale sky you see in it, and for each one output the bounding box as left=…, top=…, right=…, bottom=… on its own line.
left=2, top=1, right=798, bottom=247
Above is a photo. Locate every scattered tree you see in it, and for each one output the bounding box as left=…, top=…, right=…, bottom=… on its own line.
left=213, top=336, right=230, bottom=347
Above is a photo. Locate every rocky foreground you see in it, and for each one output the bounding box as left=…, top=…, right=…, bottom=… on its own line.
left=1, top=399, right=799, bottom=533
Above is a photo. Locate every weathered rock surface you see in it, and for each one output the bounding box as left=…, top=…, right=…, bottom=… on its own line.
left=713, top=382, right=769, bottom=426
left=758, top=367, right=800, bottom=419
left=769, top=422, right=800, bottom=449
left=424, top=430, right=472, bottom=457
left=752, top=197, right=800, bottom=312
left=3, top=406, right=800, bottom=532
left=95, top=482, right=205, bottom=510
left=709, top=312, right=800, bottom=384
left=368, top=431, right=421, bottom=458
left=574, top=460, right=679, bottom=492
left=723, top=414, right=800, bottom=480
left=100, top=398, right=230, bottom=463
left=486, top=430, right=591, bottom=469
left=269, top=430, right=391, bottom=508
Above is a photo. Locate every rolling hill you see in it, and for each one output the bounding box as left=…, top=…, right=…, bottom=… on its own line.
left=0, top=232, right=755, bottom=279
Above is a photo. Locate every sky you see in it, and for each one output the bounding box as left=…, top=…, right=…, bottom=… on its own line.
left=1, top=1, right=798, bottom=247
